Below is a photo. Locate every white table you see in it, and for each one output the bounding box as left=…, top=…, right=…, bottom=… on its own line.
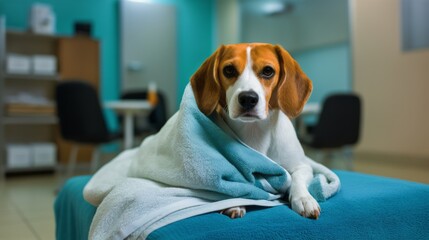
left=105, top=100, right=153, bottom=149
left=302, top=103, right=320, bottom=115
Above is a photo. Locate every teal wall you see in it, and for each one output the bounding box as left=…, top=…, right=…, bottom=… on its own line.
left=0, top=0, right=214, bottom=130
left=293, top=42, right=351, bottom=104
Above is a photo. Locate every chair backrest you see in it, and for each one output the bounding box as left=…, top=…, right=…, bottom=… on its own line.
left=312, top=93, right=361, bottom=148
left=120, top=90, right=168, bottom=131
left=56, top=81, right=110, bottom=143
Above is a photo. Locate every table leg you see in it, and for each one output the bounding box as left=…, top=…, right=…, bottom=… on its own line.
left=124, top=112, right=134, bottom=149
left=297, top=116, right=306, bottom=138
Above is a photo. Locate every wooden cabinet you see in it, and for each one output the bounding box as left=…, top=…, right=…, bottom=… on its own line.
left=56, top=37, right=100, bottom=164
left=0, top=17, right=100, bottom=175
left=58, top=37, right=100, bottom=90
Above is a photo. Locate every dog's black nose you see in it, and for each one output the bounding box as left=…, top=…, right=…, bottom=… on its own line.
left=238, top=91, right=259, bottom=110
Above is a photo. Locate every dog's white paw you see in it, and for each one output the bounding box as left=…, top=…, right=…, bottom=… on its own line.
left=220, top=206, right=246, bottom=219
left=290, top=195, right=321, bottom=219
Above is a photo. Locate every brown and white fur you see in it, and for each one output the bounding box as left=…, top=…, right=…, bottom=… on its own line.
left=190, top=43, right=322, bottom=219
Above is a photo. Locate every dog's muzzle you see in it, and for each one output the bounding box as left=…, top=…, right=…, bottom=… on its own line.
left=238, top=90, right=259, bottom=111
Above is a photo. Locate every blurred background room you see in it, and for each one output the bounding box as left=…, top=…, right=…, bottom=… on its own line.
left=0, top=0, right=428, bottom=239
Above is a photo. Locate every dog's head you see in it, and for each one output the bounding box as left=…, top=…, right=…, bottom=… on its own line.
left=191, top=43, right=312, bottom=121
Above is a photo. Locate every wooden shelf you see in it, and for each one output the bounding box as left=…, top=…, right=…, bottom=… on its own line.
left=6, top=30, right=59, bottom=40
left=5, top=73, right=60, bottom=81
left=5, top=166, right=56, bottom=174
left=3, top=116, right=58, bottom=125
left=0, top=21, right=101, bottom=175
left=5, top=103, right=56, bottom=116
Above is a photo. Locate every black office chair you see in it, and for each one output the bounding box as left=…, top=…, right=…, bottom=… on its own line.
left=56, top=80, right=121, bottom=176
left=119, top=90, right=168, bottom=136
left=299, top=93, right=362, bottom=170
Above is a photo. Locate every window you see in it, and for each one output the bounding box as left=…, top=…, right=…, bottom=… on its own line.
left=401, top=0, right=429, bottom=51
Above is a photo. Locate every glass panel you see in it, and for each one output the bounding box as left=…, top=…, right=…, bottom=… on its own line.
left=401, top=0, right=429, bottom=51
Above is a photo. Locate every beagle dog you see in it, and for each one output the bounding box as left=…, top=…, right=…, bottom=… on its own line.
left=190, top=43, right=322, bottom=219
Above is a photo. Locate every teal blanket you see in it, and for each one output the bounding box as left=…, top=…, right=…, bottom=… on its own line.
left=83, top=85, right=339, bottom=239
left=56, top=172, right=429, bottom=240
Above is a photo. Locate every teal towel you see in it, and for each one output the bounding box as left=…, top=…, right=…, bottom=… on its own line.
left=128, top=84, right=292, bottom=200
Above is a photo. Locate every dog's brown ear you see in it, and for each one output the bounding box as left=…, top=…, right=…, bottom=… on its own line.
left=272, top=45, right=313, bottom=118
left=190, top=45, right=224, bottom=115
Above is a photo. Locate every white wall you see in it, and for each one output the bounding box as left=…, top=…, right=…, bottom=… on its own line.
left=351, top=0, right=429, bottom=157
left=240, top=0, right=349, bottom=52
left=214, top=0, right=240, bottom=48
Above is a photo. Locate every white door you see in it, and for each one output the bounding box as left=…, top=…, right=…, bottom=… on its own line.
left=120, top=0, right=177, bottom=116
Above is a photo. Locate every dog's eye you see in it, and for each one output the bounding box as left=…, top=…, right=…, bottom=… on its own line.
left=223, top=65, right=238, bottom=78
left=260, top=66, right=275, bottom=79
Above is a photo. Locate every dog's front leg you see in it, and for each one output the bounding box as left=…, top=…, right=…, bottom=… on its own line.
left=289, top=165, right=320, bottom=219
left=220, top=206, right=246, bottom=219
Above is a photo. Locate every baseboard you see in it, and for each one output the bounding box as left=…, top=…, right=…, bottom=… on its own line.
left=354, top=151, right=429, bottom=168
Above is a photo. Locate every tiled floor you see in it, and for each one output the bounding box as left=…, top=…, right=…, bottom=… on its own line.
left=0, top=152, right=428, bottom=240
left=0, top=173, right=60, bottom=240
